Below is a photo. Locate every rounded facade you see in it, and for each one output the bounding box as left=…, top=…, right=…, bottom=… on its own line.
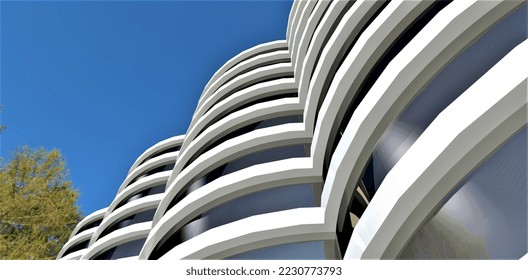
left=59, top=0, right=527, bottom=260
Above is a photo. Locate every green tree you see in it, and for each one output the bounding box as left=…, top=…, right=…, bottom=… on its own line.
left=0, top=147, right=82, bottom=259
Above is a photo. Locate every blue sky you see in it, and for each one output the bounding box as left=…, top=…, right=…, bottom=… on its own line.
left=1, top=0, right=292, bottom=216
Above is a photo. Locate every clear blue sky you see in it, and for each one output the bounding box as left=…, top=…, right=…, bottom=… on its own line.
left=1, top=0, right=292, bottom=216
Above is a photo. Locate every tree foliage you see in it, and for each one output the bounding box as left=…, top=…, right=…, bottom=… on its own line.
left=0, top=147, right=82, bottom=259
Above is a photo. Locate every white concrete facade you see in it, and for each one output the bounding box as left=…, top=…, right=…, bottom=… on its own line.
left=58, top=0, right=527, bottom=260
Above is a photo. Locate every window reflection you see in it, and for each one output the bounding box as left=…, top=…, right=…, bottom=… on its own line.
left=399, top=127, right=527, bottom=259
left=368, top=3, right=527, bottom=193
left=227, top=240, right=326, bottom=260
left=150, top=183, right=317, bottom=259
left=92, top=238, right=147, bottom=260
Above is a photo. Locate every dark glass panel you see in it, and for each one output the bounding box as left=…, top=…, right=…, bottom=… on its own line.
left=99, top=208, right=157, bottom=240
left=62, top=239, right=90, bottom=257
left=77, top=218, right=102, bottom=234
left=114, top=184, right=165, bottom=210
left=224, top=46, right=288, bottom=73
left=219, top=56, right=291, bottom=89
left=169, top=144, right=308, bottom=214
left=309, top=0, right=356, bottom=80
left=138, top=145, right=180, bottom=166
left=206, top=73, right=294, bottom=114
left=188, top=115, right=303, bottom=168
left=194, top=90, right=298, bottom=140
left=150, top=184, right=317, bottom=259
left=227, top=241, right=326, bottom=260
left=92, top=238, right=147, bottom=260
left=128, top=162, right=175, bottom=186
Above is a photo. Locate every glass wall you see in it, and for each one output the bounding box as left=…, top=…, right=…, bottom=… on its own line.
left=365, top=4, right=527, bottom=193
left=115, top=184, right=165, bottom=210
left=227, top=240, right=326, bottom=260
left=399, top=127, right=527, bottom=259
left=337, top=3, right=526, bottom=257
left=150, top=183, right=317, bottom=259
left=76, top=218, right=102, bottom=234
left=62, top=239, right=90, bottom=257
left=99, top=208, right=157, bottom=240
left=92, top=238, right=147, bottom=260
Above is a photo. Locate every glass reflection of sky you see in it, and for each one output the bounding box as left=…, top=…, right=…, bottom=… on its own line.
left=370, top=4, right=527, bottom=192
left=395, top=4, right=527, bottom=258
left=227, top=241, right=326, bottom=260
left=401, top=127, right=527, bottom=259
left=439, top=127, right=527, bottom=258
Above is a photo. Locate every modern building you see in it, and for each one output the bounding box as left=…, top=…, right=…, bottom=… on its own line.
left=58, top=0, right=527, bottom=260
